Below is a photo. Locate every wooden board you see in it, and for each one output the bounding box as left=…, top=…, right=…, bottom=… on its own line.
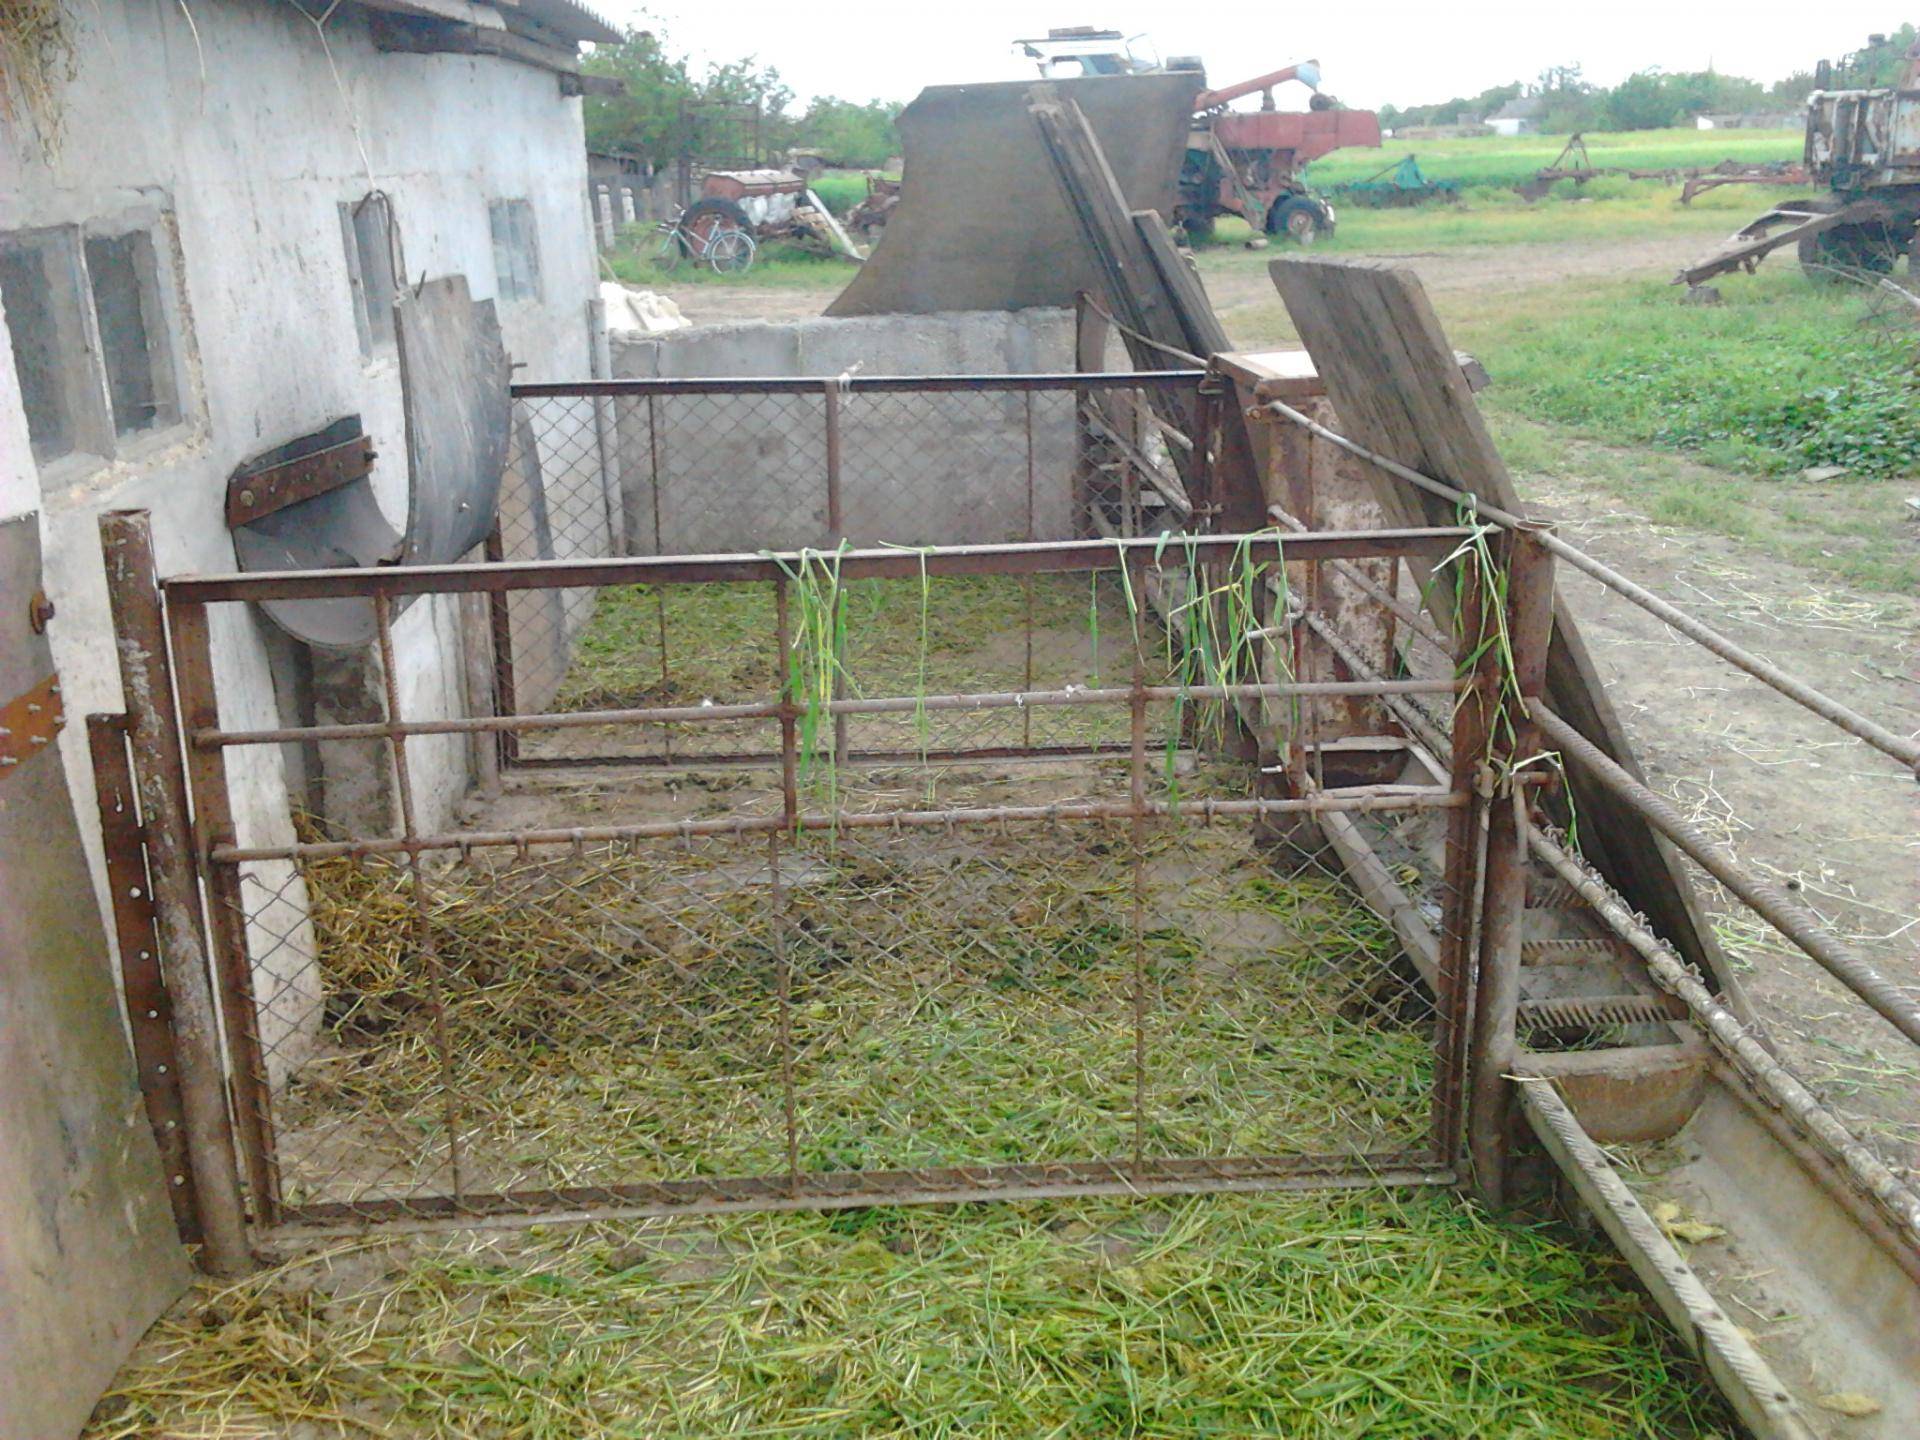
left=1267, top=256, right=1737, bottom=998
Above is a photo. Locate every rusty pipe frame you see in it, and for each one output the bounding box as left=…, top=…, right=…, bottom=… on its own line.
left=163, top=527, right=1476, bottom=605
left=191, top=677, right=1465, bottom=750
left=1257, top=398, right=1920, bottom=777
left=211, top=791, right=1463, bottom=865
left=99, top=511, right=252, bottom=1274
left=1533, top=702, right=1920, bottom=1049
left=511, top=371, right=1206, bottom=399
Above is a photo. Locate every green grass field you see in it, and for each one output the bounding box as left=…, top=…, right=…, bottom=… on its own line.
left=1303, top=126, right=1804, bottom=189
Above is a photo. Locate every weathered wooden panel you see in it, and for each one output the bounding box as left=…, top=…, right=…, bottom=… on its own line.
left=1266, top=256, right=1734, bottom=995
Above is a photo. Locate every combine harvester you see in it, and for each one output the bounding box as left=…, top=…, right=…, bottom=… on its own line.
left=831, top=27, right=1378, bottom=315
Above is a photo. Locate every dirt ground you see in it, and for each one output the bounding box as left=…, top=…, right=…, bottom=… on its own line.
left=657, top=230, right=1720, bottom=333
left=652, top=227, right=1919, bottom=1175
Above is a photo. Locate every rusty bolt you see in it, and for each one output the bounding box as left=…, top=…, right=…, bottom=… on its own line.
left=240, top=488, right=257, bottom=507
left=27, top=591, right=54, bottom=633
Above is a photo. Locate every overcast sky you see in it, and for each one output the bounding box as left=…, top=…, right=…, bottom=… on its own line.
left=601, top=3, right=1904, bottom=109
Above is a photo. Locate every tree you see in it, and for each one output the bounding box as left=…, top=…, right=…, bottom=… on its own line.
left=792, top=98, right=901, bottom=167
left=582, top=26, right=795, bottom=166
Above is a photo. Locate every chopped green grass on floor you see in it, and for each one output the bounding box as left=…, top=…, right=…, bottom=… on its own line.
left=88, top=1189, right=1735, bottom=1439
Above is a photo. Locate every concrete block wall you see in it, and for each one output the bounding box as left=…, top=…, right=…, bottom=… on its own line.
left=608, top=308, right=1078, bottom=553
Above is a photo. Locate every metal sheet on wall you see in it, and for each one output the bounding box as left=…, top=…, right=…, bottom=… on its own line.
left=0, top=514, right=189, bottom=1440
left=396, top=274, right=511, bottom=565
left=827, top=72, right=1202, bottom=317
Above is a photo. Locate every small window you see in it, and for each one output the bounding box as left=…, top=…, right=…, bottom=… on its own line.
left=488, top=198, right=541, bottom=303
left=0, top=227, right=101, bottom=464
left=85, top=229, right=180, bottom=438
left=341, top=194, right=400, bottom=358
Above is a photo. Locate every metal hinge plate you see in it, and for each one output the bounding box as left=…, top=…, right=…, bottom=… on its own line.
left=0, top=673, right=65, bottom=775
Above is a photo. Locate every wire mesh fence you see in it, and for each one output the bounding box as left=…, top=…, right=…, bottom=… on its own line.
left=499, top=375, right=1206, bottom=757
left=173, top=530, right=1480, bottom=1231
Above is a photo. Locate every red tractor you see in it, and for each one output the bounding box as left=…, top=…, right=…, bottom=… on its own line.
left=1018, top=30, right=1381, bottom=244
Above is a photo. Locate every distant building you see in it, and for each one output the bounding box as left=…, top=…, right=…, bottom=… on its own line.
left=1484, top=96, right=1547, bottom=137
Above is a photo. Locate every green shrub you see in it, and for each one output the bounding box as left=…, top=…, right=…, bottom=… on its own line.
left=1484, top=276, right=1920, bottom=477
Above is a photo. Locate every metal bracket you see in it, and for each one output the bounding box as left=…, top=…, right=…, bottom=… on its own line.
left=0, top=673, right=65, bottom=775
left=226, top=428, right=377, bottom=529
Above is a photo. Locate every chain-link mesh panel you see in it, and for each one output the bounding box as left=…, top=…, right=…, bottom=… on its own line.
left=503, top=379, right=1203, bottom=761
left=232, top=766, right=1457, bottom=1221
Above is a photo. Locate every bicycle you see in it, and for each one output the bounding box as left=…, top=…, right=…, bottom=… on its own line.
left=651, top=205, right=757, bottom=276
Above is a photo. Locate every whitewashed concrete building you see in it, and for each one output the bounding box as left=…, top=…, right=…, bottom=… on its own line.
left=0, top=1, right=615, bottom=1430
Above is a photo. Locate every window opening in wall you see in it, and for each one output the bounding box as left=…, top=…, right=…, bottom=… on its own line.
left=85, top=229, right=181, bottom=438
left=0, top=227, right=98, bottom=464
left=341, top=194, right=400, bottom=359
left=489, top=198, right=542, bottom=303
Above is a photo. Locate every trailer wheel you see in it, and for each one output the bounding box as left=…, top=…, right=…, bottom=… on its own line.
left=1180, top=213, right=1216, bottom=245
left=1798, top=218, right=1900, bottom=281
left=1267, top=196, right=1325, bottom=246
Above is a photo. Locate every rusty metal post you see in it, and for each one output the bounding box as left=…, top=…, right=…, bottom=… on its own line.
left=1431, top=543, right=1494, bottom=1169
left=822, top=380, right=844, bottom=544
left=822, top=382, right=849, bottom=767
left=482, top=522, right=519, bottom=769
left=1127, top=554, right=1150, bottom=1174
left=372, top=594, right=467, bottom=1204
left=170, top=597, right=281, bottom=1221
left=1022, top=392, right=1037, bottom=749
left=98, top=510, right=252, bottom=1274
left=1467, top=523, right=1555, bottom=1206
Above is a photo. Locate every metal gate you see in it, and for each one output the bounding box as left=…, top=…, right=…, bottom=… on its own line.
left=91, top=383, right=1552, bottom=1258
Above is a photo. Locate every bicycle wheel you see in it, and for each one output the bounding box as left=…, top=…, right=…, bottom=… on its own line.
left=651, top=225, right=683, bottom=273
left=707, top=229, right=756, bottom=275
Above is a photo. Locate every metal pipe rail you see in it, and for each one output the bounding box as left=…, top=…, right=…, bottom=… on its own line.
left=212, top=790, right=1464, bottom=865
left=1257, top=397, right=1920, bottom=777
left=193, top=678, right=1465, bottom=750
left=1534, top=702, right=1920, bottom=1049
left=510, top=370, right=1207, bottom=398
left=163, top=528, right=1477, bottom=604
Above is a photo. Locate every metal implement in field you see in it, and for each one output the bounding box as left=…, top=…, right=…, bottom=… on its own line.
left=1677, top=37, right=1920, bottom=288
left=1325, top=154, right=1462, bottom=209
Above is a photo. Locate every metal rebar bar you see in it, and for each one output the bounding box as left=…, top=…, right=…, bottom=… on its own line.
left=166, top=528, right=1477, bottom=604
left=1526, top=828, right=1920, bottom=1247
left=194, top=678, right=1467, bottom=748
left=1533, top=701, right=1920, bottom=1048
left=214, top=791, right=1463, bottom=865
left=1268, top=503, right=1451, bottom=651
left=1259, top=397, right=1920, bottom=776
